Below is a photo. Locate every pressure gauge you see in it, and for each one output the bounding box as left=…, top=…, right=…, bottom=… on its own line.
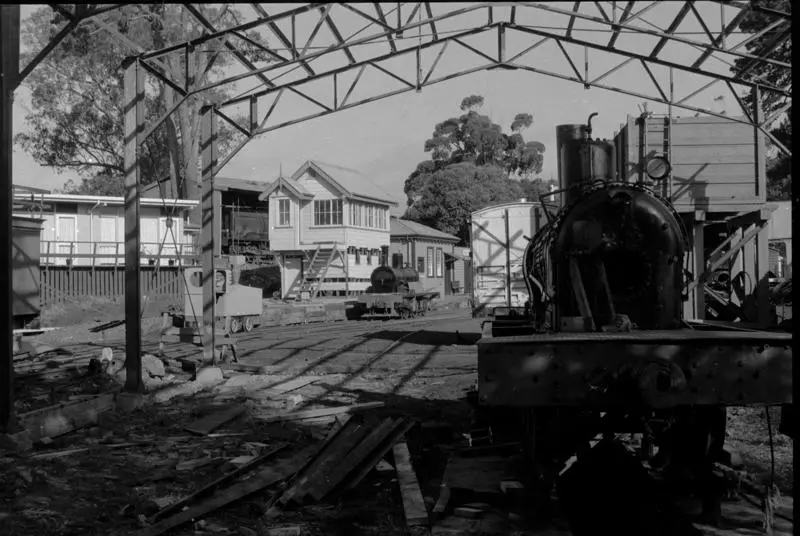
left=645, top=155, right=672, bottom=181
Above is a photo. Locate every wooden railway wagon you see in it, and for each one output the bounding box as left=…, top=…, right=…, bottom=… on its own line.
left=470, top=201, right=549, bottom=336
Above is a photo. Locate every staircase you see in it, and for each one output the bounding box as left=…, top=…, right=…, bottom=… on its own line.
left=298, top=243, right=341, bottom=300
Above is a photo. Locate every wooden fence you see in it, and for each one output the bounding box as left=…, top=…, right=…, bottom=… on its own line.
left=40, top=266, right=188, bottom=307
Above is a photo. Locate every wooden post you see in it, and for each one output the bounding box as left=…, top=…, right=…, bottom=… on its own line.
left=0, top=5, right=20, bottom=433
left=692, top=211, right=706, bottom=321
left=200, top=104, right=217, bottom=364
left=123, top=56, right=145, bottom=392
left=751, top=86, right=771, bottom=328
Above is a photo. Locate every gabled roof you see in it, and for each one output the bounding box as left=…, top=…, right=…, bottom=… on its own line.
left=258, top=176, right=313, bottom=201
left=287, top=160, right=398, bottom=206
left=390, top=216, right=459, bottom=243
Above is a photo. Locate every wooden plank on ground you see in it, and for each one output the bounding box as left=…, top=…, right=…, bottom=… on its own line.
left=268, top=376, right=319, bottom=394
left=308, top=417, right=400, bottom=501
left=136, top=444, right=318, bottom=536
left=220, top=363, right=273, bottom=374
left=392, top=440, right=429, bottom=527
left=432, top=484, right=451, bottom=517
left=343, top=418, right=415, bottom=492
left=184, top=406, right=247, bottom=436
left=18, top=393, right=116, bottom=443
left=150, top=443, right=288, bottom=522
left=257, top=401, right=384, bottom=423
left=277, top=416, right=352, bottom=505
left=290, top=419, right=374, bottom=501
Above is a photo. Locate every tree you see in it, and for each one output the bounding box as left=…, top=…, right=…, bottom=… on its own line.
left=404, top=163, right=530, bottom=243
left=734, top=0, right=792, bottom=201
left=16, top=5, right=268, bottom=207
left=402, top=96, right=552, bottom=242
left=420, top=95, right=545, bottom=178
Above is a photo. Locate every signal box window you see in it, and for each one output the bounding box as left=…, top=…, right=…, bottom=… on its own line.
left=435, top=248, right=443, bottom=278
left=314, top=199, right=343, bottom=226
left=417, top=256, right=425, bottom=275
left=278, top=199, right=291, bottom=226
left=426, top=247, right=434, bottom=277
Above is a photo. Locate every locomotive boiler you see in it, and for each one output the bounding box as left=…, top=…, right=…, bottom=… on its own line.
left=370, top=265, right=419, bottom=294
left=357, top=265, right=440, bottom=318
left=476, top=113, right=793, bottom=529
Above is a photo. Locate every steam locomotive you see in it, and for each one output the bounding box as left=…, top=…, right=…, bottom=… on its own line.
left=357, top=265, right=440, bottom=318
left=477, top=114, right=793, bottom=529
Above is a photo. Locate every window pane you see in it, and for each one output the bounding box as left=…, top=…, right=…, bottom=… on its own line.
left=427, top=247, right=434, bottom=277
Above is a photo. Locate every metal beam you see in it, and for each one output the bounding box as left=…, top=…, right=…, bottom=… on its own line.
left=251, top=4, right=315, bottom=76
left=650, top=1, right=694, bottom=58
left=0, top=4, right=19, bottom=433
left=200, top=104, right=217, bottom=364
left=325, top=10, right=356, bottom=64
left=373, top=3, right=397, bottom=53
left=141, top=4, right=322, bottom=60
left=523, top=1, right=791, bottom=71
left=692, top=6, right=749, bottom=69
left=509, top=24, right=789, bottom=98
left=566, top=1, right=580, bottom=38
left=218, top=23, right=495, bottom=108
left=122, top=56, right=144, bottom=393
left=15, top=18, right=78, bottom=87
left=607, top=1, right=635, bottom=48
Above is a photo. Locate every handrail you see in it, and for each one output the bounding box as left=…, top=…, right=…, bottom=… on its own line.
left=39, top=240, right=200, bottom=265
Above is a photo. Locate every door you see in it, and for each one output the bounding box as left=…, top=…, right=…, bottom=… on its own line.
left=56, top=216, right=76, bottom=266
left=98, top=215, right=117, bottom=265
left=140, top=218, right=159, bottom=264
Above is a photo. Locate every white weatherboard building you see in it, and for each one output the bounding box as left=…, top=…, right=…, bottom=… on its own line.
left=259, top=160, right=398, bottom=298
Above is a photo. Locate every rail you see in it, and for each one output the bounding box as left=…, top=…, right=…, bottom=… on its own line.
left=39, top=240, right=200, bottom=267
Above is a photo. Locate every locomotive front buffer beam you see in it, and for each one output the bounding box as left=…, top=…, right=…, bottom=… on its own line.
left=478, top=330, right=792, bottom=408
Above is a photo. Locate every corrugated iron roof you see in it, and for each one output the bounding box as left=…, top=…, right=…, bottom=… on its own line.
left=304, top=160, right=398, bottom=206
left=390, top=216, right=459, bottom=242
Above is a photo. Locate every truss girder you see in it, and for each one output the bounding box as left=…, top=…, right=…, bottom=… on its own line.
left=34, top=1, right=781, bottom=169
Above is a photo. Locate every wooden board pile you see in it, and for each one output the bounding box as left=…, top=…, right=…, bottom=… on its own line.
left=272, top=411, right=415, bottom=506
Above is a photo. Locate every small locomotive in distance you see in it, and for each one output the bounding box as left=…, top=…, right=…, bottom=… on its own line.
left=357, top=265, right=440, bottom=319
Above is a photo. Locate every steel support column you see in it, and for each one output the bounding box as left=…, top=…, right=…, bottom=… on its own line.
left=123, top=57, right=145, bottom=392
left=0, top=4, right=20, bottom=433
left=200, top=104, right=217, bottom=364
left=688, top=211, right=706, bottom=321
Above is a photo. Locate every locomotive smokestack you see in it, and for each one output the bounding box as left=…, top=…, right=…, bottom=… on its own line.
left=556, top=124, right=589, bottom=205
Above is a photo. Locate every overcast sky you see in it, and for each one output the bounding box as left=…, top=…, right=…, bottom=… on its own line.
left=12, top=2, right=750, bottom=213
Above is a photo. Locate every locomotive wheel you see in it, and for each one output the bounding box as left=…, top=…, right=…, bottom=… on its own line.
left=243, top=316, right=255, bottom=332
left=229, top=316, right=243, bottom=334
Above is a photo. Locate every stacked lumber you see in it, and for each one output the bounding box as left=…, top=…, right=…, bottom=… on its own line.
left=274, top=411, right=414, bottom=506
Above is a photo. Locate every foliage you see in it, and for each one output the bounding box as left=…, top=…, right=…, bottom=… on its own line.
left=403, top=96, right=552, bottom=243
left=420, top=95, right=545, bottom=178
left=735, top=0, right=792, bottom=201
left=56, top=174, right=125, bottom=196
left=16, top=5, right=268, bottom=201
